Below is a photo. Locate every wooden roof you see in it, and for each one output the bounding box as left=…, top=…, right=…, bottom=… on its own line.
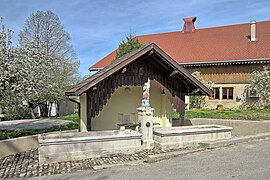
left=66, top=43, right=212, bottom=96
left=91, top=20, right=270, bottom=69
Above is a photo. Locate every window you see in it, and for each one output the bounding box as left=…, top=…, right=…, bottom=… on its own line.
left=210, top=87, right=220, bottom=100
left=222, top=87, right=233, bottom=100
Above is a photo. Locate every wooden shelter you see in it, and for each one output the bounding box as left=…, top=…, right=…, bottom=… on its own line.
left=66, top=43, right=211, bottom=131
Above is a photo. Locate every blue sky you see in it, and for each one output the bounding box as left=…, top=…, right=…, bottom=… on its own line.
left=1, top=0, right=269, bottom=75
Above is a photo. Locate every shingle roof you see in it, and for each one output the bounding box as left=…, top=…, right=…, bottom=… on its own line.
left=90, top=20, right=270, bottom=69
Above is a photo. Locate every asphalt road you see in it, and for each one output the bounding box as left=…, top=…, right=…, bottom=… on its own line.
left=32, top=138, right=270, bottom=180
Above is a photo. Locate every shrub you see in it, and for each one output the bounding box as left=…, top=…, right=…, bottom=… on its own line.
left=190, top=71, right=214, bottom=109
left=264, top=104, right=270, bottom=109
left=3, top=105, right=32, bottom=120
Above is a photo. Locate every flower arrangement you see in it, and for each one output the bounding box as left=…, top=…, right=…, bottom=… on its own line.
left=216, top=103, right=223, bottom=110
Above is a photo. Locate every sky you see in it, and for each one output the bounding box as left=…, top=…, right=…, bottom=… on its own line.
left=1, top=0, right=270, bottom=76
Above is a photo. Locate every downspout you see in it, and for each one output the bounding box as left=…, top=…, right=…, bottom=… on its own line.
left=67, top=97, right=81, bottom=132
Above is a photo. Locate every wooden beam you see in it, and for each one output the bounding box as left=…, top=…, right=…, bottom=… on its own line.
left=86, top=92, right=92, bottom=131
left=190, top=88, right=200, bottom=95
left=169, top=70, right=178, bottom=77
left=149, top=54, right=170, bottom=70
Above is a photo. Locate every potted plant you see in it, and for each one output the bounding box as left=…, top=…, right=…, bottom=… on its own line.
left=216, top=103, right=223, bottom=110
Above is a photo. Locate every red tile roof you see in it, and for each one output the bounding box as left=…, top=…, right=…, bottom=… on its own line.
left=90, top=20, right=270, bottom=69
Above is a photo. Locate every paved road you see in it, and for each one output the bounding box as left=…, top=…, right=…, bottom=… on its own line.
left=32, top=138, right=270, bottom=180
left=0, top=119, right=70, bottom=130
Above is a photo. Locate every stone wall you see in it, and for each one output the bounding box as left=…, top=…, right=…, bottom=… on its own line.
left=0, top=135, right=38, bottom=158
left=183, top=118, right=270, bottom=136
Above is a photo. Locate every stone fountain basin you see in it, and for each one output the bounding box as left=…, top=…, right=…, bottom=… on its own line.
left=38, top=130, right=142, bottom=164
left=39, top=129, right=141, bottom=144
left=153, top=124, right=232, bottom=150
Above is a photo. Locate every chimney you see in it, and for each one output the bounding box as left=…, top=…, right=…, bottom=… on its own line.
left=182, top=17, right=197, bottom=33
left=250, top=20, right=257, bottom=41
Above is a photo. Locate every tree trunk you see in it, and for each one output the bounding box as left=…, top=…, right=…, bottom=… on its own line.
left=39, top=102, right=48, bottom=117
left=30, top=108, right=36, bottom=119
left=56, top=102, right=60, bottom=117
left=48, top=102, right=53, bottom=117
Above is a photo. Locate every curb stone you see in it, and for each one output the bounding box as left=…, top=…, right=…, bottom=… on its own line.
left=93, top=160, right=145, bottom=170
left=199, top=132, right=270, bottom=149
left=145, top=148, right=204, bottom=163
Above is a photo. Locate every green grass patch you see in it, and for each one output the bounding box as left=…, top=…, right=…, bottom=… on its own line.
left=47, top=112, right=79, bottom=122
left=173, top=109, right=270, bottom=121
left=0, top=113, right=79, bottom=140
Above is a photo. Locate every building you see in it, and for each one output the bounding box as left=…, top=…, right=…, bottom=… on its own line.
left=90, top=17, right=270, bottom=109
left=66, top=43, right=211, bottom=131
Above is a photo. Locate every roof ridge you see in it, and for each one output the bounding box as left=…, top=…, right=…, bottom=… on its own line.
left=136, top=19, right=270, bottom=38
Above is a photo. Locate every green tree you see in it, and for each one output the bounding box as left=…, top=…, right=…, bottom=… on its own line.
left=112, top=33, right=144, bottom=62
left=249, top=66, right=270, bottom=109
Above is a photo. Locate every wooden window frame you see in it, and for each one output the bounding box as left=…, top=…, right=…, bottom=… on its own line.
left=222, top=87, right=234, bottom=100
left=210, top=87, right=220, bottom=100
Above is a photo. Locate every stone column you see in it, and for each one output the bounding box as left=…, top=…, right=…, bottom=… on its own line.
left=137, top=106, right=154, bottom=149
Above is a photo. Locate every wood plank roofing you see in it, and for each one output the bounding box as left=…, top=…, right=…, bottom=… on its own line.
left=66, top=43, right=212, bottom=96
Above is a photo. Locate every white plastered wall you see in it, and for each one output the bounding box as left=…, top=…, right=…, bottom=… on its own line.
left=80, top=93, right=88, bottom=132
left=79, top=86, right=173, bottom=131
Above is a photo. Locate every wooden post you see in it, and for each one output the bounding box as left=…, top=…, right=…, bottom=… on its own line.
left=78, top=103, right=81, bottom=132
left=179, top=100, right=185, bottom=126
left=180, top=114, right=185, bottom=126
left=87, top=92, right=92, bottom=131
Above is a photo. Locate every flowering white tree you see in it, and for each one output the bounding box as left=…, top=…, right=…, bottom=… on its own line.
left=0, top=18, right=13, bottom=107
left=19, top=10, right=79, bottom=117
left=0, top=18, right=53, bottom=119
left=249, top=66, right=270, bottom=108
left=190, top=71, right=214, bottom=109
left=0, top=14, right=80, bottom=119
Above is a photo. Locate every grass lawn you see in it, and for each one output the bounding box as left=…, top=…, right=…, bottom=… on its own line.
left=0, top=113, right=79, bottom=140
left=173, top=109, right=270, bottom=121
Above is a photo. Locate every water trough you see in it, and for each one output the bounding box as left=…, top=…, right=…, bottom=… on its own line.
left=38, top=130, right=142, bottom=164
left=153, top=124, right=233, bottom=150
